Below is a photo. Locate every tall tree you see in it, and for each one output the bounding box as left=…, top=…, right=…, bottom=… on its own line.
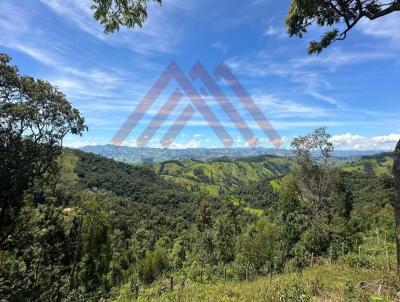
left=285, top=1, right=400, bottom=283
left=290, top=127, right=335, bottom=219
left=290, top=128, right=338, bottom=260
left=0, top=54, right=86, bottom=244
left=286, top=0, right=400, bottom=54
left=393, top=140, right=400, bottom=282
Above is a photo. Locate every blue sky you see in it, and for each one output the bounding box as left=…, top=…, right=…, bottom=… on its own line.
left=0, top=0, right=399, bottom=150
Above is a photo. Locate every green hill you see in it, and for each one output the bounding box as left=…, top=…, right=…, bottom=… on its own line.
left=342, top=152, right=393, bottom=176
left=151, top=155, right=290, bottom=196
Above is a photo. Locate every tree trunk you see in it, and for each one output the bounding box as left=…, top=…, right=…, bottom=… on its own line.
left=224, top=265, right=226, bottom=282
left=393, top=139, right=400, bottom=285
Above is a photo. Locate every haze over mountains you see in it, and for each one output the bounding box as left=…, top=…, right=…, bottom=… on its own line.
left=81, top=144, right=384, bottom=164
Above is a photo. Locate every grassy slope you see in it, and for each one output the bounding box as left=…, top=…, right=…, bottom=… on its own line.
left=118, top=265, right=396, bottom=301
left=150, top=153, right=392, bottom=197
left=342, top=153, right=393, bottom=176
left=137, top=266, right=393, bottom=302
left=151, top=155, right=290, bottom=196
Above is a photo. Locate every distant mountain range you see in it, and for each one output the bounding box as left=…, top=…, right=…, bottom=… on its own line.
left=80, top=144, right=385, bottom=164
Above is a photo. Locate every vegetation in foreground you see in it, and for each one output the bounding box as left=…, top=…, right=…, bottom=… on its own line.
left=114, top=162, right=398, bottom=301
left=118, top=262, right=397, bottom=302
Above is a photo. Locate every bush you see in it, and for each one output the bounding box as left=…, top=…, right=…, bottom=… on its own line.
left=293, top=243, right=310, bottom=270
left=278, top=274, right=312, bottom=302
left=138, top=248, right=169, bottom=284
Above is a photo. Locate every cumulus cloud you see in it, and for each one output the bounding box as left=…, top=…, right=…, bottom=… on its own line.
left=330, top=133, right=400, bottom=150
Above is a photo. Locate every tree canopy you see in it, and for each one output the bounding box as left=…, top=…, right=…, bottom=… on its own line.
left=0, top=54, right=86, bottom=243
left=92, top=0, right=162, bottom=33
left=286, top=0, right=400, bottom=54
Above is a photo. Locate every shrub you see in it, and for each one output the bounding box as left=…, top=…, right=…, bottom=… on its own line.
left=278, top=274, right=312, bottom=302
left=293, top=243, right=310, bottom=270
left=138, top=248, right=169, bottom=284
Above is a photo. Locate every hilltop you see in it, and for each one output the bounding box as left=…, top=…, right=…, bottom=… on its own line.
left=80, top=144, right=383, bottom=164
left=342, top=152, right=393, bottom=176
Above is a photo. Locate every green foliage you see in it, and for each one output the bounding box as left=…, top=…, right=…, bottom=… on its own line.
left=79, top=200, right=112, bottom=291
left=213, top=213, right=238, bottom=266
left=0, top=54, right=86, bottom=243
left=234, top=219, right=285, bottom=280
left=286, top=0, right=400, bottom=54
left=291, top=127, right=335, bottom=218
left=138, top=247, right=169, bottom=284
left=92, top=0, right=161, bottom=33
left=1, top=205, right=68, bottom=300
left=278, top=274, right=312, bottom=302
left=195, top=200, right=212, bottom=232
left=292, top=243, right=310, bottom=270
left=300, top=217, right=330, bottom=255
left=236, top=177, right=279, bottom=210
left=170, top=238, right=186, bottom=270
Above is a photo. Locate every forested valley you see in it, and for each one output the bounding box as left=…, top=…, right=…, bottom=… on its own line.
left=1, top=52, right=398, bottom=301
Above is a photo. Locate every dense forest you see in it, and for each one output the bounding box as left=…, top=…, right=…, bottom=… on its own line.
left=1, top=136, right=398, bottom=300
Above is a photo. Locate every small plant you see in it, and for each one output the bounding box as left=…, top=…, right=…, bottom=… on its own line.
left=308, top=276, right=325, bottom=297
left=278, top=274, right=312, bottom=302
left=369, top=294, right=386, bottom=301
left=344, top=279, right=355, bottom=296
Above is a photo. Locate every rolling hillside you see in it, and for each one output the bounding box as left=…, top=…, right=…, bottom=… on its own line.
left=149, top=152, right=391, bottom=197
left=342, top=152, right=393, bottom=176
left=151, top=155, right=290, bottom=196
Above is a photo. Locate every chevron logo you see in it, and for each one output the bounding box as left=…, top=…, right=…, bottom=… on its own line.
left=111, top=60, right=282, bottom=149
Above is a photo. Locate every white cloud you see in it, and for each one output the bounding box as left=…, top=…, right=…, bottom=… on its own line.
left=264, top=25, right=285, bottom=38
left=358, top=13, right=400, bottom=46
left=291, top=48, right=395, bottom=69
left=39, top=0, right=187, bottom=54
left=211, top=41, right=229, bottom=53
left=169, top=139, right=202, bottom=149
left=330, top=133, right=400, bottom=150
left=371, top=134, right=400, bottom=144
left=0, top=2, right=128, bottom=86
left=0, top=0, right=151, bottom=120
left=226, top=53, right=343, bottom=108
left=251, top=94, right=329, bottom=118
